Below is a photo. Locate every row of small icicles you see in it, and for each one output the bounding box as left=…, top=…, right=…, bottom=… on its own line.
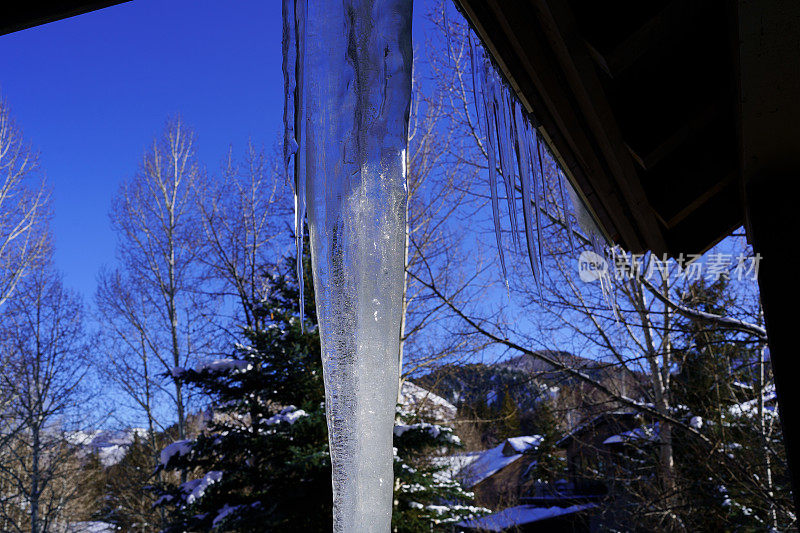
left=283, top=0, right=603, bottom=324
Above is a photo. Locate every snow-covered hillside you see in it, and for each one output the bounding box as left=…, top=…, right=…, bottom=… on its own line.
left=68, top=428, right=148, bottom=467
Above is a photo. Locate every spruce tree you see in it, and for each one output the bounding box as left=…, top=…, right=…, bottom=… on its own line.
left=153, top=252, right=332, bottom=532
left=497, top=388, right=521, bottom=441
left=669, top=277, right=791, bottom=530
left=525, top=400, right=565, bottom=484
left=393, top=411, right=488, bottom=531
left=153, top=247, right=484, bottom=531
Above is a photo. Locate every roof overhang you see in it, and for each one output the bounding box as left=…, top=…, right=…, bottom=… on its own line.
left=455, top=0, right=743, bottom=256
left=1, top=2, right=129, bottom=37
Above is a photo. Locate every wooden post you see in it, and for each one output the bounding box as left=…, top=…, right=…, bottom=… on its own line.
left=738, top=0, right=800, bottom=515
left=745, top=177, right=800, bottom=515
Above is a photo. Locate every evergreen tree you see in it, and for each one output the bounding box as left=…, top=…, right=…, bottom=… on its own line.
left=100, top=431, right=174, bottom=531
left=153, top=246, right=485, bottom=531
left=525, top=401, right=565, bottom=484
left=497, top=388, right=521, bottom=441
left=153, top=252, right=332, bottom=532
left=668, top=278, right=791, bottom=530
left=392, top=410, right=488, bottom=531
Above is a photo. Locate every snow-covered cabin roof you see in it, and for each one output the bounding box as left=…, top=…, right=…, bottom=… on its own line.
left=430, top=451, right=483, bottom=483
left=398, top=381, right=457, bottom=422
left=459, top=436, right=542, bottom=488
left=503, top=436, right=541, bottom=455
left=556, top=411, right=638, bottom=448
left=457, top=503, right=596, bottom=532
left=602, top=423, right=659, bottom=446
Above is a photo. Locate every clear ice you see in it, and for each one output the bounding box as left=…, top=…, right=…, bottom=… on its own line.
left=283, top=0, right=412, bottom=531
left=465, top=28, right=606, bottom=275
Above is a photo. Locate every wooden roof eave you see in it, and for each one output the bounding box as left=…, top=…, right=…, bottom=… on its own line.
left=455, top=0, right=669, bottom=255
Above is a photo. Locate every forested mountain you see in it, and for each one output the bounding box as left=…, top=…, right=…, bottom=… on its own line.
left=417, top=351, right=640, bottom=413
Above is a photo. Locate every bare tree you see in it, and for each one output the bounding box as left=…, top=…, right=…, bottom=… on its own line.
left=98, top=117, right=216, bottom=443
left=0, top=95, right=50, bottom=309
left=195, top=141, right=291, bottom=334
left=397, top=17, right=496, bottom=387
left=0, top=268, right=92, bottom=533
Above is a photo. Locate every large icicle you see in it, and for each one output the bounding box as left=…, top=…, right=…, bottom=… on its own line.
left=284, top=1, right=413, bottom=531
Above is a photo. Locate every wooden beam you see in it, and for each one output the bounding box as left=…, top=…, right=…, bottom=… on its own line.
left=746, top=176, right=800, bottom=517
left=738, top=0, right=800, bottom=515
left=527, top=0, right=668, bottom=253
left=627, top=98, right=726, bottom=171
left=664, top=171, right=736, bottom=229
left=587, top=0, right=713, bottom=78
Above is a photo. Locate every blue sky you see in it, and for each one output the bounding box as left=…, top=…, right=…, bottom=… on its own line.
left=0, top=0, right=752, bottom=344
left=0, top=0, right=290, bottom=299
left=0, top=0, right=438, bottom=302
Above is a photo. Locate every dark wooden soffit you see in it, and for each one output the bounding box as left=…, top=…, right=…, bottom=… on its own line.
left=455, top=0, right=743, bottom=257
left=0, top=1, right=129, bottom=37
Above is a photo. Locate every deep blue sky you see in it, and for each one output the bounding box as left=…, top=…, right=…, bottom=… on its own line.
left=0, top=0, right=294, bottom=300
left=0, top=0, right=437, bottom=302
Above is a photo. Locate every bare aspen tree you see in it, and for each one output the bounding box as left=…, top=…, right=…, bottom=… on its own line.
left=0, top=268, right=92, bottom=533
left=0, top=95, right=50, bottom=309
left=99, top=118, right=214, bottom=442
left=396, top=18, right=496, bottom=390
left=195, top=141, right=291, bottom=333
left=406, top=6, right=791, bottom=528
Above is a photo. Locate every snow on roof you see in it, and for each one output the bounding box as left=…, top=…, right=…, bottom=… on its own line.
left=457, top=504, right=596, bottom=531
left=430, top=452, right=482, bottom=483
left=602, top=423, right=659, bottom=446
left=460, top=436, right=541, bottom=488
left=504, top=436, right=543, bottom=454
left=556, top=411, right=638, bottom=447
left=65, top=522, right=117, bottom=533
left=399, top=381, right=457, bottom=422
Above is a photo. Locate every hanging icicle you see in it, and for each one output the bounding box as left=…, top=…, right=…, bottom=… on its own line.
left=463, top=24, right=608, bottom=286
left=283, top=1, right=412, bottom=532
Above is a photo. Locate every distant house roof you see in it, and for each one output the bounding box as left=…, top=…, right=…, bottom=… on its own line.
left=431, top=451, right=483, bottom=484
left=459, top=436, right=543, bottom=488
left=556, top=411, right=638, bottom=448
left=602, top=423, right=659, bottom=446
left=458, top=503, right=596, bottom=532
left=503, top=436, right=542, bottom=455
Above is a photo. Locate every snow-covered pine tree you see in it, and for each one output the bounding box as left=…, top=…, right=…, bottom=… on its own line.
left=392, top=410, right=488, bottom=531
left=153, top=246, right=486, bottom=531
left=152, top=252, right=332, bottom=532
